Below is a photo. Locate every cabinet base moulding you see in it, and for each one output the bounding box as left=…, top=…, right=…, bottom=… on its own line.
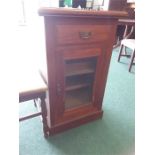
left=49, top=110, right=103, bottom=135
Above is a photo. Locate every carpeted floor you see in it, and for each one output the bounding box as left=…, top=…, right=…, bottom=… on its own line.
left=19, top=48, right=135, bottom=155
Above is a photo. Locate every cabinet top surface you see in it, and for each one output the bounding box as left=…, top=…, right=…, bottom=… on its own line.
left=38, top=7, right=127, bottom=19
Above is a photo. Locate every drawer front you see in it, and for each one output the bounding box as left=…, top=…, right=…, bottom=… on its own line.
left=56, top=25, right=113, bottom=45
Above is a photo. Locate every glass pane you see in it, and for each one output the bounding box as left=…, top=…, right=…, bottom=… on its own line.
left=64, top=57, right=97, bottom=110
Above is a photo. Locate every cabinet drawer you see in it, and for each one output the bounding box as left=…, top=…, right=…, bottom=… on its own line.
left=56, top=25, right=113, bottom=45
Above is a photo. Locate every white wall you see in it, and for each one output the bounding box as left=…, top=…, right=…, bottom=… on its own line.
left=127, top=0, right=135, bottom=3
left=38, top=0, right=59, bottom=7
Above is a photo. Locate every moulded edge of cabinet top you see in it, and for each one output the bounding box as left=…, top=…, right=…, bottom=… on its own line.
left=38, top=7, right=128, bottom=19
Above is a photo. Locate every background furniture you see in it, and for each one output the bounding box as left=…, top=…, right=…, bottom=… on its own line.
left=108, top=0, right=135, bottom=48
left=108, top=0, right=126, bottom=11
left=118, top=39, right=135, bottom=72
left=72, top=0, right=86, bottom=8
left=108, top=0, right=135, bottom=18
left=19, top=71, right=49, bottom=137
left=114, top=18, right=135, bottom=48
left=39, top=8, right=127, bottom=135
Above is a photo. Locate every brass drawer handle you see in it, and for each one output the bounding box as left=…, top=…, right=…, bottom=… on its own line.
left=79, top=32, right=92, bottom=39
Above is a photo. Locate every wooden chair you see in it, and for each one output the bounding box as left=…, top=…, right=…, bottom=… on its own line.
left=19, top=71, right=49, bottom=137
left=114, top=19, right=135, bottom=48
left=118, top=39, right=135, bottom=72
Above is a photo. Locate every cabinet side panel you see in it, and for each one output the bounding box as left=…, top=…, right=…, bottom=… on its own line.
left=44, top=17, right=58, bottom=125
left=93, top=22, right=118, bottom=109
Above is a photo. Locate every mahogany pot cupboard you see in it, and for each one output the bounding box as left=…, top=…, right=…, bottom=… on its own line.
left=38, top=8, right=127, bottom=136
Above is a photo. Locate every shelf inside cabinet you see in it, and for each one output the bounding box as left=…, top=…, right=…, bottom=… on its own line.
left=65, top=75, right=93, bottom=91
left=65, top=88, right=92, bottom=109
left=65, top=58, right=97, bottom=77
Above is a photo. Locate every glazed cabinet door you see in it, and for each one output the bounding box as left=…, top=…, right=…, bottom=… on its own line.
left=55, top=46, right=106, bottom=121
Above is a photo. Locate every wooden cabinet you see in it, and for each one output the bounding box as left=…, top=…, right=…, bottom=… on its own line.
left=39, top=8, right=127, bottom=135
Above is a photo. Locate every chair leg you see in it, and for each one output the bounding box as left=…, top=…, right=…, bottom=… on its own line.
left=129, top=50, right=135, bottom=72
left=118, top=44, right=124, bottom=62
left=33, top=99, right=37, bottom=107
left=124, top=46, right=127, bottom=55
left=40, top=96, right=49, bottom=138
